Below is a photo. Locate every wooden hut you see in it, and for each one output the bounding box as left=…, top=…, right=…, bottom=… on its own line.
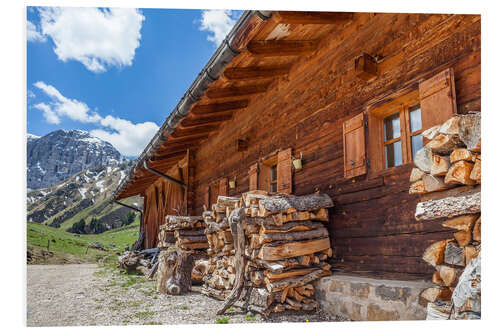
left=113, top=11, right=480, bottom=320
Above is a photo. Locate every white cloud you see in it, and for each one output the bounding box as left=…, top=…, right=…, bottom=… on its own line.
left=90, top=116, right=159, bottom=156
left=27, top=20, right=46, bottom=42
left=199, top=10, right=238, bottom=46
left=37, top=7, right=145, bottom=73
left=33, top=81, right=158, bottom=156
left=33, top=102, right=60, bottom=124
left=33, top=81, right=102, bottom=123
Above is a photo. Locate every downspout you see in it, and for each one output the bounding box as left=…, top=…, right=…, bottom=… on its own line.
left=114, top=200, right=144, bottom=251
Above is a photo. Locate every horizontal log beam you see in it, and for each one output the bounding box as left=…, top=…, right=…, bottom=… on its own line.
left=223, top=65, right=292, bottom=80
left=180, top=113, right=233, bottom=127
left=247, top=40, right=318, bottom=57
left=171, top=124, right=219, bottom=138
left=191, top=100, right=249, bottom=115
left=206, top=84, right=270, bottom=99
left=276, top=11, right=353, bottom=24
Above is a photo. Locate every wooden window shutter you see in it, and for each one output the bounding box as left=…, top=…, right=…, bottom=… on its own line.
left=249, top=163, right=259, bottom=191
left=343, top=112, right=367, bottom=179
left=277, top=148, right=292, bottom=194
left=219, top=178, right=228, bottom=196
left=419, top=68, right=457, bottom=130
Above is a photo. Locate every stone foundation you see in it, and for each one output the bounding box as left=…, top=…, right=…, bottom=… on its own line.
left=314, top=274, right=433, bottom=321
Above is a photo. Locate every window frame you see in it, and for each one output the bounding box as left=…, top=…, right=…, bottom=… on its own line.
left=367, top=89, right=421, bottom=176
left=260, top=155, right=278, bottom=194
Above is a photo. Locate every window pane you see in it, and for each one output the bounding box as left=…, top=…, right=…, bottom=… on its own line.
left=409, top=104, right=422, bottom=133
left=383, top=113, right=401, bottom=141
left=411, top=134, right=423, bottom=159
left=270, top=165, right=277, bottom=182
left=270, top=183, right=277, bottom=193
left=385, top=140, right=402, bottom=168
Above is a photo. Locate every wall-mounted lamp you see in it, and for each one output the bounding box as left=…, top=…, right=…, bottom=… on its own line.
left=293, top=152, right=303, bottom=171
left=229, top=177, right=236, bottom=189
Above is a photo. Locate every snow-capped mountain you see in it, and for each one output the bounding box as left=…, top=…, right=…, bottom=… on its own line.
left=27, top=129, right=127, bottom=190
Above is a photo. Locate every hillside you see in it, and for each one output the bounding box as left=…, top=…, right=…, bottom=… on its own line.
left=27, top=129, right=127, bottom=190
left=27, top=160, right=142, bottom=233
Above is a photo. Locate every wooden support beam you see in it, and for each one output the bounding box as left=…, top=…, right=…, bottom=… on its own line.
left=355, top=53, right=378, bottom=81
left=223, top=65, right=292, bottom=80
left=149, top=150, right=186, bottom=162
left=191, top=100, right=249, bottom=115
left=206, top=84, right=270, bottom=99
left=276, top=11, right=353, bottom=24
left=170, top=125, right=219, bottom=138
left=180, top=113, right=233, bottom=127
left=247, top=40, right=318, bottom=57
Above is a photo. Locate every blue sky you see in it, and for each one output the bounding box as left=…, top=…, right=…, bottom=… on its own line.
left=27, top=7, right=242, bottom=157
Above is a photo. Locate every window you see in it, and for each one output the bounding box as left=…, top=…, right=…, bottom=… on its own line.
left=367, top=90, right=423, bottom=172
left=269, top=164, right=278, bottom=193
left=259, top=155, right=278, bottom=193
left=252, top=148, right=292, bottom=193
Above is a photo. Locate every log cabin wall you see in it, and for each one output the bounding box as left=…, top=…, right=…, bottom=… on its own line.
left=142, top=157, right=188, bottom=248
left=190, top=13, right=480, bottom=280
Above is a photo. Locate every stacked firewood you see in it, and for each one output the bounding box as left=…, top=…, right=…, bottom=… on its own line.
left=201, top=196, right=240, bottom=300
left=202, top=191, right=334, bottom=315
left=161, top=215, right=208, bottom=253
left=409, top=113, right=481, bottom=195
left=240, top=192, right=333, bottom=315
left=409, top=113, right=481, bottom=320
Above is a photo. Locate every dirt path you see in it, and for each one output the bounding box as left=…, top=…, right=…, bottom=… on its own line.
left=27, top=264, right=339, bottom=327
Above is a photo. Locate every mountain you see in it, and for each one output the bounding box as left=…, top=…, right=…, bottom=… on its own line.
left=27, top=129, right=127, bottom=190
left=27, top=161, right=142, bottom=233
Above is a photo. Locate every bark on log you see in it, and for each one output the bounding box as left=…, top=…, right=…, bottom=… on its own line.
left=258, top=193, right=333, bottom=216
left=258, top=237, right=330, bottom=261
left=426, top=302, right=452, bottom=320
left=458, top=113, right=481, bottom=152
left=157, top=249, right=194, bottom=295
left=415, top=191, right=481, bottom=221
left=414, top=146, right=433, bottom=172
left=258, top=227, right=328, bottom=244
left=444, top=242, right=465, bottom=267
left=165, top=215, right=203, bottom=230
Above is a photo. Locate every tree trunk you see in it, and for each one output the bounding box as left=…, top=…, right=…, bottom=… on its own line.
left=157, top=249, right=194, bottom=295
left=258, top=193, right=333, bottom=216
left=415, top=190, right=481, bottom=221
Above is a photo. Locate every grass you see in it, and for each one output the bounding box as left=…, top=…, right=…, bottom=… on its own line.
left=245, top=314, right=257, bottom=322
left=181, top=305, right=189, bottom=310
left=27, top=220, right=139, bottom=263
left=216, top=317, right=230, bottom=324
left=134, top=311, right=155, bottom=319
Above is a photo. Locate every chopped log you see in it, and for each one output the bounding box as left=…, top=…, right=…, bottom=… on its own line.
left=298, top=255, right=311, bottom=266
left=432, top=271, right=445, bottom=285
left=431, top=155, right=450, bottom=176
left=414, top=146, right=433, bottom=172
left=258, top=193, right=333, bottom=216
left=442, top=214, right=479, bottom=231
left=436, top=265, right=462, bottom=287
left=470, top=157, right=481, bottom=184
left=265, top=269, right=330, bottom=292
left=311, top=208, right=329, bottom=222
left=265, top=267, right=318, bottom=281
left=322, top=248, right=333, bottom=257
left=420, top=287, right=452, bottom=302
left=248, top=288, right=273, bottom=308
left=444, top=160, right=475, bottom=185
left=464, top=245, right=479, bottom=265
left=179, top=241, right=209, bottom=250
left=409, top=180, right=426, bottom=194
left=177, top=235, right=208, bottom=244
left=252, top=258, right=302, bottom=273
left=259, top=227, right=328, bottom=244
left=458, top=113, right=481, bottom=152
left=427, top=134, right=462, bottom=154
left=157, top=249, right=194, bottom=295
left=422, top=125, right=440, bottom=140
left=415, top=191, right=481, bottom=221
left=426, top=301, right=452, bottom=320
left=472, top=216, right=481, bottom=242
left=453, top=230, right=471, bottom=247
left=258, top=237, right=331, bottom=261
left=422, top=240, right=450, bottom=267
left=260, top=220, right=324, bottom=234
left=410, top=168, right=426, bottom=182
left=423, top=174, right=451, bottom=192
left=242, top=190, right=269, bottom=207
left=444, top=242, right=465, bottom=266
left=439, top=116, right=460, bottom=135
left=450, top=148, right=473, bottom=164
left=165, top=215, right=203, bottom=230
left=295, top=284, right=314, bottom=297
left=249, top=270, right=265, bottom=286
left=217, top=195, right=240, bottom=207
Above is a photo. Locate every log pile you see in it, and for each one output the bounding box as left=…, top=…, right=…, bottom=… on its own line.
left=409, top=113, right=481, bottom=320
left=202, top=191, right=334, bottom=316
left=161, top=215, right=208, bottom=253
left=201, top=196, right=240, bottom=300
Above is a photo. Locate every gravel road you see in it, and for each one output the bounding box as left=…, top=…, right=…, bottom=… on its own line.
left=27, top=264, right=340, bottom=327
